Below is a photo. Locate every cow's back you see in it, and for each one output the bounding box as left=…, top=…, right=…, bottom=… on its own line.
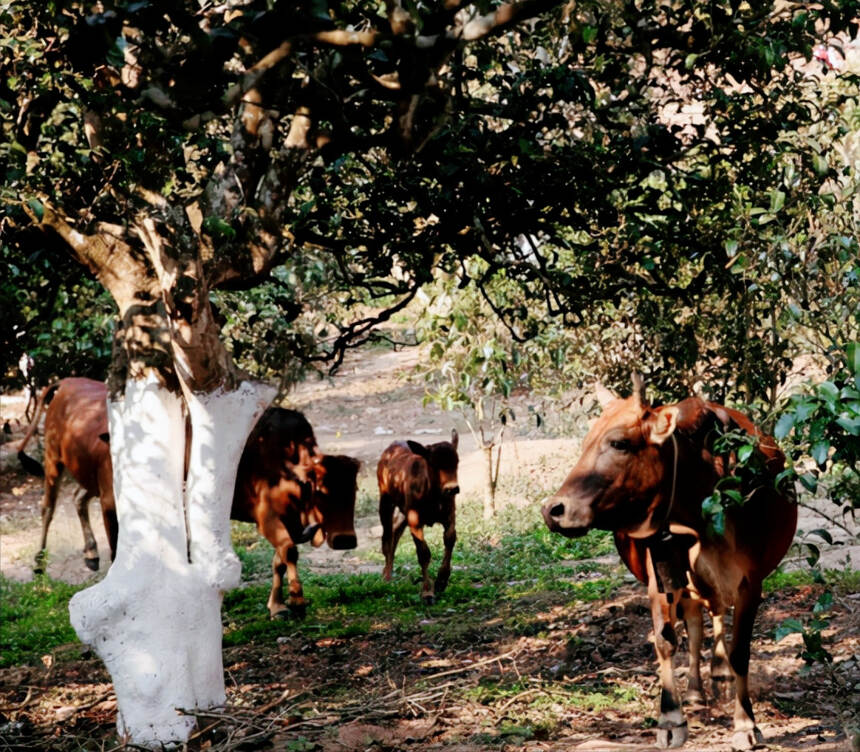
left=377, top=442, right=430, bottom=510
left=44, top=378, right=110, bottom=496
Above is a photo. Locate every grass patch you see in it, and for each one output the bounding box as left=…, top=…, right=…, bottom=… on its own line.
left=0, top=576, right=85, bottom=667
left=225, top=499, right=623, bottom=649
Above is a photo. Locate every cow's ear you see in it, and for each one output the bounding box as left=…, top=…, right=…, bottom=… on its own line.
left=406, top=440, right=428, bottom=457
left=450, top=429, right=459, bottom=451
left=99, top=432, right=110, bottom=444
left=594, top=383, right=617, bottom=408
left=644, top=405, right=679, bottom=446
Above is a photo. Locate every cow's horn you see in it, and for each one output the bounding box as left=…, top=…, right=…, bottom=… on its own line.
left=632, top=373, right=647, bottom=407
left=297, top=523, right=321, bottom=544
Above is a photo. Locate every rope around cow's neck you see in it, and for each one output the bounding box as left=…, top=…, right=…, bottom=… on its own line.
left=655, top=433, right=679, bottom=534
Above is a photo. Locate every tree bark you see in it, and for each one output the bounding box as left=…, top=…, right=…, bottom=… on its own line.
left=68, top=375, right=274, bottom=743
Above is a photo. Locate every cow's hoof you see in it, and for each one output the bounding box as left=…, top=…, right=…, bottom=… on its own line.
left=434, top=578, right=449, bottom=594
left=288, top=602, right=308, bottom=619
left=84, top=557, right=100, bottom=572
left=33, top=551, right=47, bottom=574
left=711, top=675, right=734, bottom=703
left=270, top=608, right=290, bottom=621
left=421, top=593, right=435, bottom=605
left=656, top=721, right=688, bottom=748
left=683, top=687, right=705, bottom=706
left=731, top=727, right=764, bottom=750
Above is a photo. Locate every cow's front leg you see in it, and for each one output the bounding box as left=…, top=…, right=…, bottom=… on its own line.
left=380, top=498, right=406, bottom=581
left=647, top=556, right=688, bottom=748
left=73, top=488, right=100, bottom=571
left=679, top=594, right=705, bottom=705
left=711, top=612, right=734, bottom=702
left=434, top=509, right=456, bottom=595
left=284, top=544, right=307, bottom=617
left=728, top=584, right=765, bottom=751
left=268, top=546, right=289, bottom=619
left=409, top=523, right=434, bottom=604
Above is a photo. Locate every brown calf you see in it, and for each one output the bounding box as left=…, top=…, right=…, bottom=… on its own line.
left=542, top=376, right=797, bottom=750
left=232, top=407, right=360, bottom=618
left=18, top=378, right=117, bottom=573
left=378, top=430, right=460, bottom=604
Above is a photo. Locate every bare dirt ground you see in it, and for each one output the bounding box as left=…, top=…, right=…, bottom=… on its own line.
left=1, top=347, right=858, bottom=751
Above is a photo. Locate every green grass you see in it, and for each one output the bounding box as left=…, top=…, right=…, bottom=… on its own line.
left=0, top=576, right=85, bottom=667
left=225, top=499, right=621, bottom=647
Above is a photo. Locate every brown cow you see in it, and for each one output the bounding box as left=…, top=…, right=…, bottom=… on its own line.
left=232, top=407, right=360, bottom=618
left=542, top=376, right=797, bottom=751
left=18, top=378, right=116, bottom=573
left=378, top=430, right=460, bottom=604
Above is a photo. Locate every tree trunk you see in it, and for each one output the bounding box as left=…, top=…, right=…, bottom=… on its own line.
left=68, top=374, right=274, bottom=743
left=27, top=205, right=280, bottom=745
left=483, top=444, right=496, bottom=520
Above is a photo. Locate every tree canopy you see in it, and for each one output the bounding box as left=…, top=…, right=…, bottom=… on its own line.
left=2, top=0, right=858, bottom=401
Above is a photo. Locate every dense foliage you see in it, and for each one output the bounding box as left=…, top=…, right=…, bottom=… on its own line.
left=2, top=1, right=858, bottom=402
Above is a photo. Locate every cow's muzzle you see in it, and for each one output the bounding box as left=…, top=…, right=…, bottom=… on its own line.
left=541, top=496, right=592, bottom=538
left=328, top=532, right=357, bottom=550
left=442, top=485, right=460, bottom=498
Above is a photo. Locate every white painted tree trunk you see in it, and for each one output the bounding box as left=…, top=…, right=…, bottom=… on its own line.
left=69, top=374, right=275, bottom=745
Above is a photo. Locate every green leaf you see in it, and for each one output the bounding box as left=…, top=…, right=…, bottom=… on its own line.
left=799, top=473, right=818, bottom=492
left=769, top=189, right=786, bottom=213
left=27, top=198, right=44, bottom=221
left=835, top=416, right=860, bottom=436
left=807, top=528, right=833, bottom=544
left=737, top=444, right=755, bottom=464
left=201, top=216, right=236, bottom=239
left=810, top=440, right=830, bottom=466
left=812, top=591, right=833, bottom=614
left=847, top=342, right=860, bottom=375
left=774, top=412, right=795, bottom=439
left=775, top=618, right=804, bottom=642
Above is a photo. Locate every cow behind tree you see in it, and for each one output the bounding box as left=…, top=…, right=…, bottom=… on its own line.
left=542, top=375, right=797, bottom=751
left=378, top=430, right=460, bottom=604
left=17, top=377, right=117, bottom=573
left=19, top=392, right=359, bottom=616
left=232, top=407, right=360, bottom=618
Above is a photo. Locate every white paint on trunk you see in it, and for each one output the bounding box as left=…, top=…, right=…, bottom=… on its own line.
left=69, top=374, right=274, bottom=746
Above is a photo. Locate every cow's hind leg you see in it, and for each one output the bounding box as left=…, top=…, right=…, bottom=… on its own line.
left=728, top=583, right=765, bottom=751
left=74, top=488, right=100, bottom=571
left=34, top=461, right=63, bottom=574
left=409, top=523, right=434, bottom=604
left=680, top=595, right=705, bottom=705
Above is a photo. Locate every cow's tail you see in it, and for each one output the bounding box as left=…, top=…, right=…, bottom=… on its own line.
left=17, top=382, right=59, bottom=478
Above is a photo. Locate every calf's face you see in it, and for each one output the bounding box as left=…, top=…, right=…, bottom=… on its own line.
left=312, top=455, right=360, bottom=550
left=542, top=395, right=679, bottom=539
left=408, top=428, right=460, bottom=499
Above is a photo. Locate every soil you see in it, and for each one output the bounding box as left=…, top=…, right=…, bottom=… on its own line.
left=0, top=347, right=858, bottom=752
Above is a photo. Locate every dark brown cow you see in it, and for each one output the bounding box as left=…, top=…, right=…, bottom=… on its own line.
left=18, top=378, right=116, bottom=573
left=542, top=376, right=797, bottom=750
left=232, top=407, right=360, bottom=618
left=378, top=430, right=460, bottom=604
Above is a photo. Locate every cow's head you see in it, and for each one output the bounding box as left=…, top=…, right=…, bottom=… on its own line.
left=542, top=375, right=679, bottom=539
left=310, top=454, right=360, bottom=550
left=407, top=428, right=460, bottom=498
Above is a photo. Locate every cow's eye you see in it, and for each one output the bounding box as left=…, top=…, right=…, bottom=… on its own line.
left=610, top=439, right=633, bottom=452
